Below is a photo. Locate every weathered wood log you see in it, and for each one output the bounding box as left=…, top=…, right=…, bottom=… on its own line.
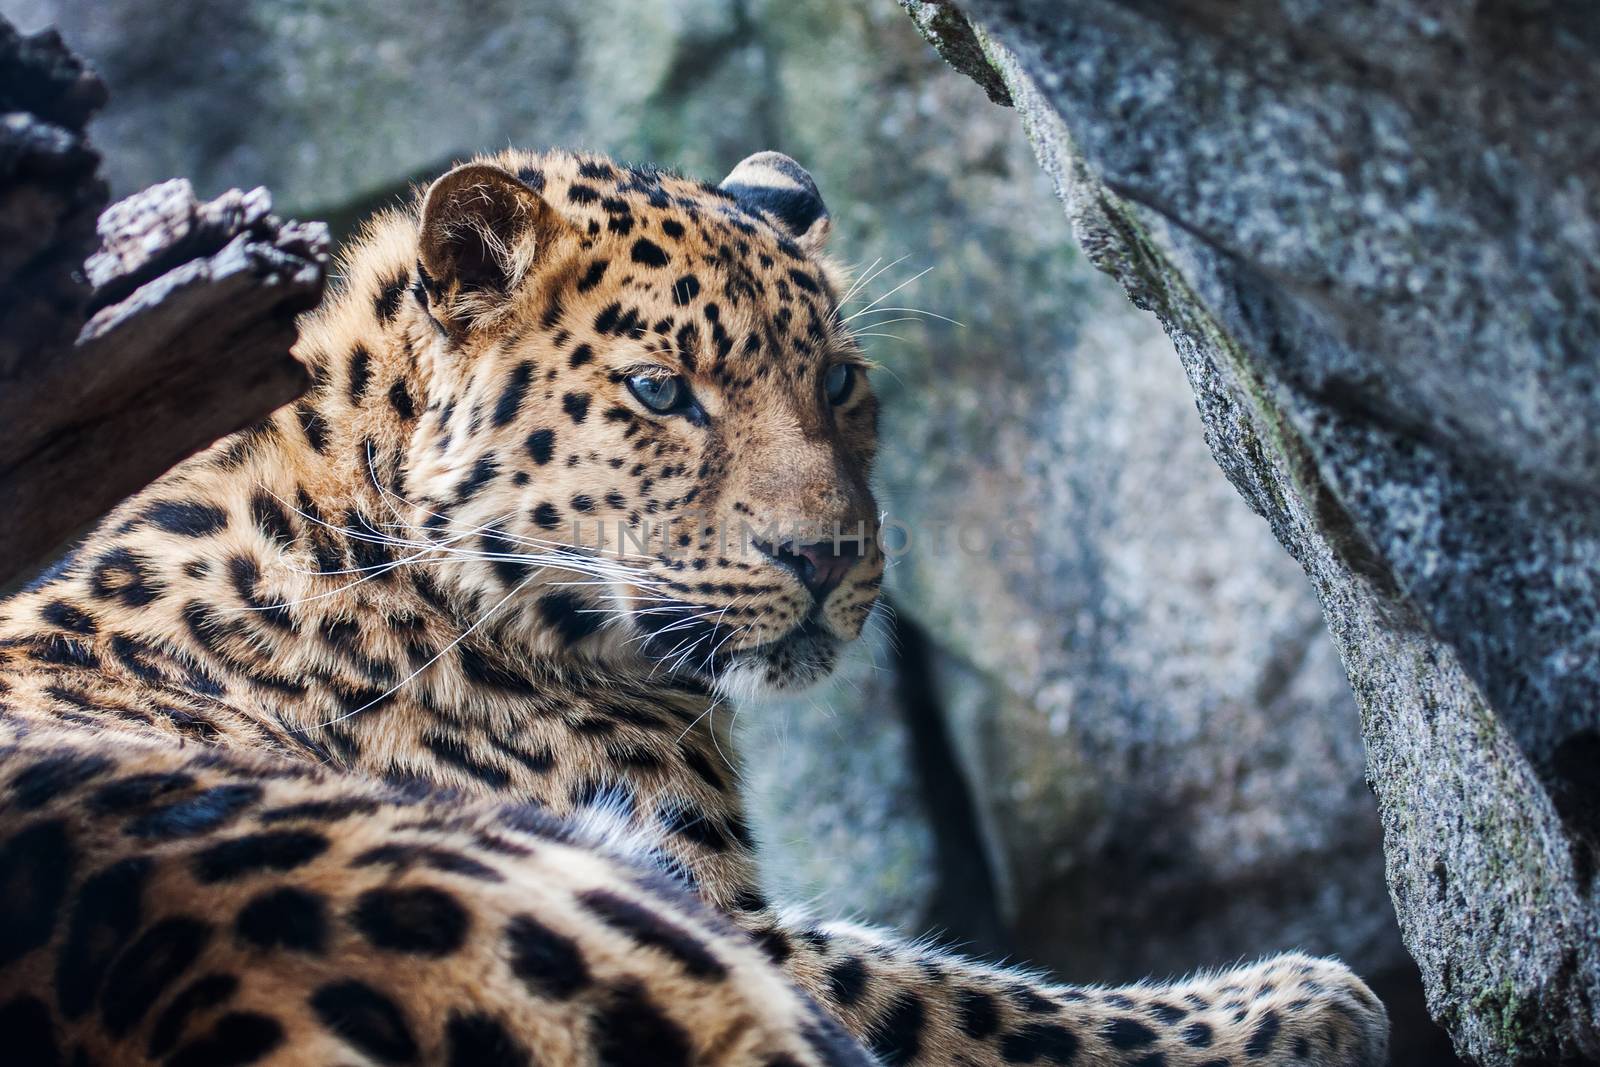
left=0, top=17, right=327, bottom=591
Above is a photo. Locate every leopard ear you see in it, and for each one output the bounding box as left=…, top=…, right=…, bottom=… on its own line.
left=719, top=151, right=831, bottom=255
left=418, top=163, right=564, bottom=317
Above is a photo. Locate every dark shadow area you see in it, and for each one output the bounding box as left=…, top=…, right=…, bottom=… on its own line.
left=889, top=602, right=1010, bottom=959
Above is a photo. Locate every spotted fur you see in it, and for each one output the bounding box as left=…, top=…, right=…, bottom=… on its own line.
left=0, top=148, right=1388, bottom=1066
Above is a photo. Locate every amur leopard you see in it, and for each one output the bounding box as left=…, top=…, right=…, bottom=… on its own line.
left=0, top=148, right=1389, bottom=1066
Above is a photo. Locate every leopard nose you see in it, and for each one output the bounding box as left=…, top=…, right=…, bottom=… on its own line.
left=754, top=537, right=863, bottom=601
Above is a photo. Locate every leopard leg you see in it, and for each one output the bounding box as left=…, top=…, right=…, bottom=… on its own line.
left=0, top=725, right=874, bottom=1067
left=539, top=716, right=1387, bottom=1067
left=578, top=721, right=1387, bottom=1067
left=731, top=912, right=1388, bottom=1067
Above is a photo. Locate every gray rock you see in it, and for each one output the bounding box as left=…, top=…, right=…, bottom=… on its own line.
left=880, top=250, right=1403, bottom=982
left=900, top=2, right=1600, bottom=1062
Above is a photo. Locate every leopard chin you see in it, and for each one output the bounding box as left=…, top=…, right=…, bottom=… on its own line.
left=715, top=617, right=844, bottom=700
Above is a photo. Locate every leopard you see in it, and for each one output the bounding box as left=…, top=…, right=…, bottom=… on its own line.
left=0, top=147, right=1391, bottom=1067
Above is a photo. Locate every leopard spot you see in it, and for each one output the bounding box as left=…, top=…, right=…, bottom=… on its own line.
left=1107, top=1017, right=1158, bottom=1049
left=127, top=783, right=262, bottom=839
left=311, top=980, right=419, bottom=1064
left=0, top=820, right=75, bottom=966
left=493, top=361, right=535, bottom=427
left=193, top=830, right=330, bottom=883
left=421, top=732, right=514, bottom=788
left=562, top=392, right=591, bottom=424
left=526, top=428, right=556, bottom=465
left=507, top=914, right=590, bottom=1000
left=388, top=379, right=417, bottom=421
left=631, top=237, right=670, bottom=268
left=352, top=842, right=502, bottom=881
left=592, top=983, right=691, bottom=1067
left=145, top=500, right=230, bottom=537
left=167, top=1010, right=283, bottom=1067
left=532, top=502, right=562, bottom=530
left=295, top=402, right=329, bottom=453
left=236, top=886, right=328, bottom=953
left=353, top=885, right=470, bottom=956
left=12, top=752, right=113, bottom=811
left=347, top=343, right=372, bottom=403
left=576, top=260, right=610, bottom=293
left=578, top=889, right=725, bottom=980
left=101, top=917, right=213, bottom=1036
left=956, top=988, right=1000, bottom=1040
left=537, top=592, right=602, bottom=644
left=90, top=547, right=162, bottom=606
left=999, top=1022, right=1079, bottom=1065
left=446, top=1012, right=530, bottom=1067
left=41, top=600, right=97, bottom=635
left=374, top=274, right=407, bottom=323
left=0, top=996, right=61, bottom=1067
left=1245, top=1009, right=1281, bottom=1057
left=869, top=992, right=925, bottom=1066
left=56, top=856, right=151, bottom=1017
left=672, top=275, right=701, bottom=306
left=825, top=956, right=869, bottom=1008
left=148, top=974, right=240, bottom=1057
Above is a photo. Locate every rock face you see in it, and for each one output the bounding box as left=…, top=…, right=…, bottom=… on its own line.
left=898, top=2, right=1600, bottom=1063
left=8, top=0, right=1454, bottom=1054
left=877, top=245, right=1405, bottom=983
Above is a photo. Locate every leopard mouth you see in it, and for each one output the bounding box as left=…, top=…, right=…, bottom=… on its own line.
left=746, top=615, right=832, bottom=656
left=724, top=615, right=842, bottom=694
left=631, top=601, right=841, bottom=691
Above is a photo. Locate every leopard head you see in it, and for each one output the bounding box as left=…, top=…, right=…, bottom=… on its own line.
left=393, top=150, right=883, bottom=695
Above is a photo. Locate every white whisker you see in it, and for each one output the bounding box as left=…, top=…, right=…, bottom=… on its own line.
left=843, top=265, right=934, bottom=320
left=847, top=305, right=965, bottom=328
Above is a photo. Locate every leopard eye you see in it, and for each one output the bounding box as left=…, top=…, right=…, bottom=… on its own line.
left=627, top=373, right=688, bottom=414
left=824, top=363, right=855, bottom=405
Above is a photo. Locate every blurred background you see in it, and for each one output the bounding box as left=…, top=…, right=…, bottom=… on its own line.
left=1, top=0, right=1457, bottom=1058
